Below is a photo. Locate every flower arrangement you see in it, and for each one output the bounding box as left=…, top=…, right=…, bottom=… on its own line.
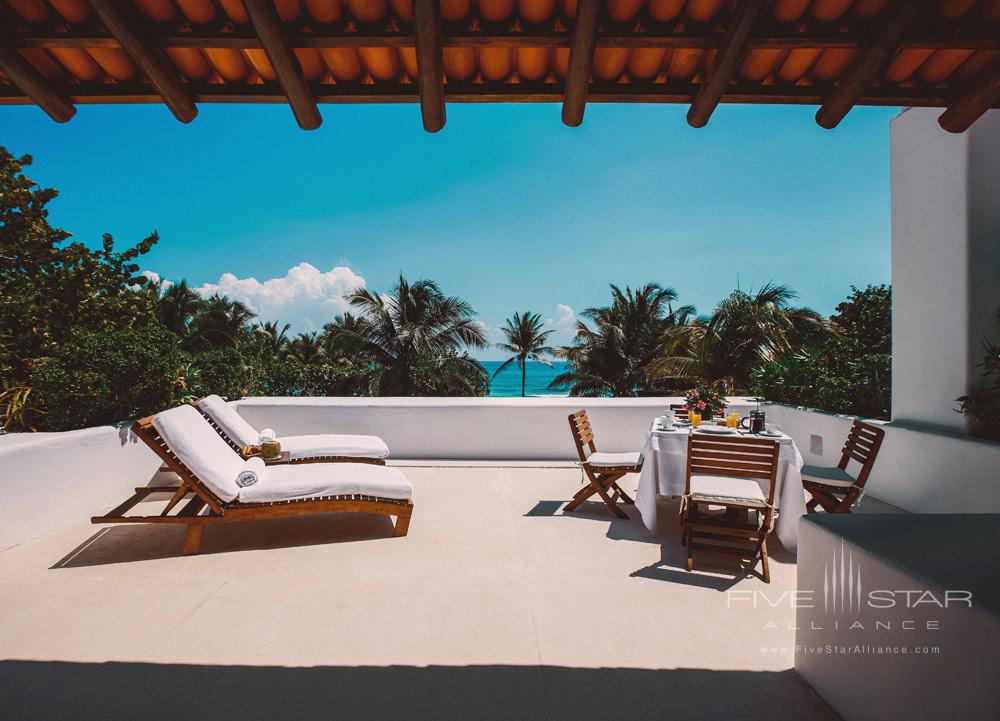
left=684, top=384, right=726, bottom=418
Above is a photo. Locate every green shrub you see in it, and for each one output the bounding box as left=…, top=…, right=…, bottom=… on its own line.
left=31, top=325, right=185, bottom=431
left=188, top=347, right=262, bottom=400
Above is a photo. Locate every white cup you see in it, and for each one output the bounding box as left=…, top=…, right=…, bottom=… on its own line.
left=659, top=416, right=674, bottom=430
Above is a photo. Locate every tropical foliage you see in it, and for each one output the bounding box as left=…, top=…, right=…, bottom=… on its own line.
left=956, top=307, right=1000, bottom=441
left=493, top=312, right=554, bottom=397
left=1, top=145, right=897, bottom=432
left=551, top=284, right=693, bottom=397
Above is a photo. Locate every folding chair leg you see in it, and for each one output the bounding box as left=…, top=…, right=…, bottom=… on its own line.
left=596, top=484, right=629, bottom=519
left=564, top=483, right=598, bottom=512
left=182, top=523, right=203, bottom=556
left=759, top=538, right=770, bottom=584
left=806, top=498, right=819, bottom=513
left=832, top=489, right=859, bottom=514
left=686, top=539, right=694, bottom=571
left=613, top=483, right=634, bottom=505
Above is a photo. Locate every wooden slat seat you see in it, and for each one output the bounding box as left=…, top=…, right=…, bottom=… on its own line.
left=564, top=409, right=642, bottom=519
left=803, top=420, right=886, bottom=513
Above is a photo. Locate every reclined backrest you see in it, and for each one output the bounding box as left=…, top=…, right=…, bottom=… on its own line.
left=152, top=404, right=245, bottom=503
left=196, top=394, right=260, bottom=449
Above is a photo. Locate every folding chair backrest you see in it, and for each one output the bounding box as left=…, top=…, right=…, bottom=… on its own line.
left=837, top=420, right=885, bottom=489
left=685, top=434, right=780, bottom=505
left=568, top=410, right=597, bottom=464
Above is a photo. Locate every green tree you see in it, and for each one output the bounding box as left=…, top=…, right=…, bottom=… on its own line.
left=650, top=283, right=827, bottom=394
left=750, top=285, right=892, bottom=419
left=152, top=280, right=206, bottom=343
left=255, top=320, right=291, bottom=356
left=0, top=149, right=158, bottom=384
left=551, top=283, right=692, bottom=396
left=187, top=294, right=256, bottom=350
left=31, top=325, right=186, bottom=431
left=493, top=311, right=555, bottom=397
left=325, top=274, right=489, bottom=396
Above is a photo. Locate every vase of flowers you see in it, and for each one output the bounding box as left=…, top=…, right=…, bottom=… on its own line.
left=684, top=385, right=726, bottom=419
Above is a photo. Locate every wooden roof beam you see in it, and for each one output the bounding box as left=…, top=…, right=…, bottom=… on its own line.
left=243, top=0, right=321, bottom=130
left=0, top=41, right=75, bottom=121
left=86, top=0, right=195, bottom=123
left=816, top=0, right=922, bottom=130
left=561, top=0, right=600, bottom=127
left=939, top=63, right=1000, bottom=133
left=687, top=0, right=767, bottom=128
left=413, top=0, right=445, bottom=132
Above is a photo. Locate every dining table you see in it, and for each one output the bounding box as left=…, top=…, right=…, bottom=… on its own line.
left=634, top=419, right=806, bottom=554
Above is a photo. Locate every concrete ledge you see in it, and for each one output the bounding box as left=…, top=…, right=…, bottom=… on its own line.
left=232, top=396, right=757, bottom=461
left=795, top=513, right=1000, bottom=721
left=0, top=425, right=161, bottom=550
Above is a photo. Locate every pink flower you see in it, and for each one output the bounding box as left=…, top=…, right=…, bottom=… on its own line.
left=698, top=401, right=706, bottom=410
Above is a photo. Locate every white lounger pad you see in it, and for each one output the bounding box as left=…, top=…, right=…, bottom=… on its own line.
left=238, top=463, right=412, bottom=504
left=277, top=434, right=389, bottom=460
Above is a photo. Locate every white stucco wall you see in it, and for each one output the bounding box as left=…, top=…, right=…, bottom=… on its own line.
left=766, top=404, right=1000, bottom=514
left=890, top=108, right=1000, bottom=432
left=0, top=425, right=161, bottom=550
left=232, top=395, right=757, bottom=461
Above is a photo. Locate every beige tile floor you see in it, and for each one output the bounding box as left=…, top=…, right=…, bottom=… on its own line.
left=0, top=463, right=839, bottom=720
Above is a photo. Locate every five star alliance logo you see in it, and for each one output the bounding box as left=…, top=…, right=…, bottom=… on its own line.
left=824, top=540, right=862, bottom=615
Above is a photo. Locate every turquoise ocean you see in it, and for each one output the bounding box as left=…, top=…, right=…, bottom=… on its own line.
left=482, top=361, right=570, bottom=397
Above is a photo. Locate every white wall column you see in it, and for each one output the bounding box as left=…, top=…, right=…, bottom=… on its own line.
left=890, top=108, right=1000, bottom=432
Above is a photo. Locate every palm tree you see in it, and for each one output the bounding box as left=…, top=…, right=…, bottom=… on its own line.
left=325, top=274, right=489, bottom=396
left=493, top=312, right=555, bottom=397
left=189, top=294, right=256, bottom=350
left=648, top=283, right=828, bottom=393
left=152, top=280, right=206, bottom=339
left=255, top=320, right=291, bottom=355
left=286, top=332, right=325, bottom=364
left=550, top=283, right=693, bottom=397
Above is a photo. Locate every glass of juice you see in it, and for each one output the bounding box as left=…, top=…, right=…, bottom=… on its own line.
left=690, top=412, right=702, bottom=428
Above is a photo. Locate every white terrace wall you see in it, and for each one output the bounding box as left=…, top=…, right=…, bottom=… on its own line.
left=231, top=396, right=758, bottom=461
left=0, top=425, right=161, bottom=550
left=765, top=404, right=1000, bottom=514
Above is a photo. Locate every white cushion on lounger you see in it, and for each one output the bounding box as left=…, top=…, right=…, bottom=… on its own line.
left=197, top=394, right=260, bottom=448
left=689, top=474, right=767, bottom=507
left=152, top=405, right=243, bottom=503
left=801, top=464, right=857, bottom=488
left=277, top=434, right=390, bottom=460
left=238, top=463, right=413, bottom=504
left=585, top=451, right=642, bottom=468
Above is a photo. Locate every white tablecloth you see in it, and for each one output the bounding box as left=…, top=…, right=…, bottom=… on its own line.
left=634, top=424, right=806, bottom=554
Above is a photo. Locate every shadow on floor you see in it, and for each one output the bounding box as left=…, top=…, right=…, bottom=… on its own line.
left=51, top=513, right=399, bottom=569
left=0, top=660, right=839, bottom=721
left=527, top=497, right=796, bottom=589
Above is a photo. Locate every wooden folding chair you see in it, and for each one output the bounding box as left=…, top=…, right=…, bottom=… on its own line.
left=564, top=410, right=642, bottom=519
left=681, top=433, right=780, bottom=583
left=803, top=420, right=885, bottom=514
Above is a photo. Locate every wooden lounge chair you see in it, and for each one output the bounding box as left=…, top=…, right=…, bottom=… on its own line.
left=564, top=409, right=641, bottom=519
left=92, top=405, right=413, bottom=555
left=681, top=433, right=780, bottom=583
left=195, top=394, right=389, bottom=464
left=802, top=420, right=885, bottom=514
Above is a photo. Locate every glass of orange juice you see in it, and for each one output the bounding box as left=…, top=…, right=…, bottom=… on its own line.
left=690, top=411, right=702, bottom=428
left=726, top=412, right=739, bottom=429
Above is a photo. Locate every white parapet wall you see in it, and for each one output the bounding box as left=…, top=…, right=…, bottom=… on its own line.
left=765, top=404, right=1000, bottom=514
left=232, top=396, right=757, bottom=461
left=0, top=425, right=161, bottom=550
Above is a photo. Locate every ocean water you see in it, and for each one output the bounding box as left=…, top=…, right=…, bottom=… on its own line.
left=483, top=360, right=570, bottom=397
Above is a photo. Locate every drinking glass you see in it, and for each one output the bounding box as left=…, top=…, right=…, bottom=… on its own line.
left=690, top=412, right=702, bottom=428
left=726, top=413, right=739, bottom=429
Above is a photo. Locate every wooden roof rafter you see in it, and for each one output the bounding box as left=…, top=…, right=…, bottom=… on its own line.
left=0, top=38, right=75, bottom=121
left=86, top=0, right=196, bottom=123
left=243, top=0, right=321, bottom=130
left=413, top=0, right=445, bottom=132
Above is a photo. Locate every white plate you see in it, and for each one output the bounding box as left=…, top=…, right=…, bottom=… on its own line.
left=757, top=430, right=782, bottom=437
left=694, top=426, right=737, bottom=435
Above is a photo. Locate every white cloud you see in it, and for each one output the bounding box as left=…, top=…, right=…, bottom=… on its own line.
left=140, top=270, right=173, bottom=290
left=195, top=263, right=365, bottom=333
left=544, top=303, right=578, bottom=347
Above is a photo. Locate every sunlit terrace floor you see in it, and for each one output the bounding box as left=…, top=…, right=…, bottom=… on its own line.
left=0, top=463, right=841, bottom=720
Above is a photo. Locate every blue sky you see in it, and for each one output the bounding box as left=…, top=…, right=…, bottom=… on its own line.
left=2, top=101, right=895, bottom=360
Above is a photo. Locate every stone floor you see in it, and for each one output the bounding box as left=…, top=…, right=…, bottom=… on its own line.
left=0, top=463, right=840, bottom=720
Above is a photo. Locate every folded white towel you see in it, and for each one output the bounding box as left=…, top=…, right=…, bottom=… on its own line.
left=258, top=428, right=276, bottom=443
left=235, top=457, right=266, bottom=488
